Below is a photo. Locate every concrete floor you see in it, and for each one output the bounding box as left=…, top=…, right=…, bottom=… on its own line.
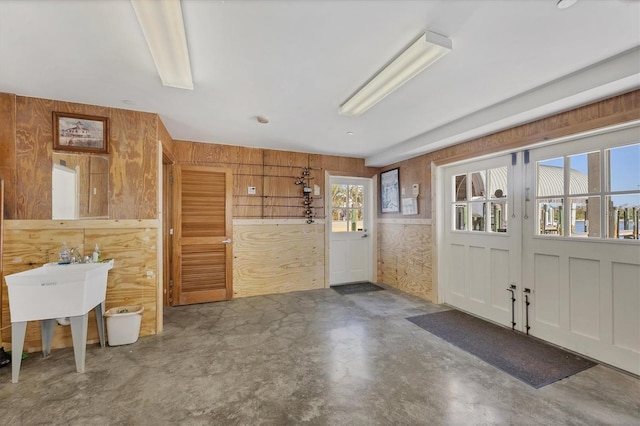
left=0, top=286, right=638, bottom=425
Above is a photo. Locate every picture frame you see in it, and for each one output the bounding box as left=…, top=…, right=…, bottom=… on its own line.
left=381, top=167, right=400, bottom=213
left=53, top=112, right=109, bottom=154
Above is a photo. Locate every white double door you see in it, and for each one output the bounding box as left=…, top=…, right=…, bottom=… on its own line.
left=442, top=126, right=640, bottom=374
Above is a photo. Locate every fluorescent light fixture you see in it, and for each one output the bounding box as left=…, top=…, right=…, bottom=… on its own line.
left=339, top=31, right=452, bottom=116
left=132, top=0, right=193, bottom=90
left=557, top=0, right=578, bottom=9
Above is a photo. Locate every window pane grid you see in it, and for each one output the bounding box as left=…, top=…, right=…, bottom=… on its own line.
left=452, top=167, right=508, bottom=234
left=536, top=143, right=639, bottom=240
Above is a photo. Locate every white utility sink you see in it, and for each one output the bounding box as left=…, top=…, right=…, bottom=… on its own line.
left=6, top=259, right=114, bottom=322
left=4, top=259, right=114, bottom=383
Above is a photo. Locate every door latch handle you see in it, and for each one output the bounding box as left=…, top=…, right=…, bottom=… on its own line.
left=222, top=239, right=232, bottom=244
left=361, top=234, right=368, bottom=238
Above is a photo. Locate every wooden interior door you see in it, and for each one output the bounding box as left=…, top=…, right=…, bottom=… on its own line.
left=173, top=165, right=233, bottom=305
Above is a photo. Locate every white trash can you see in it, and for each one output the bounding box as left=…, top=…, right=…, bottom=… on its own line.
left=104, top=305, right=144, bottom=346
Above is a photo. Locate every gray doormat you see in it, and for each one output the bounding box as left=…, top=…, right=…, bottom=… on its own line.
left=407, top=309, right=596, bottom=388
left=331, top=282, right=384, bottom=295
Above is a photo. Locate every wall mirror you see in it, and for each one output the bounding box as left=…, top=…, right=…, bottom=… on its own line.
left=52, top=153, right=109, bottom=219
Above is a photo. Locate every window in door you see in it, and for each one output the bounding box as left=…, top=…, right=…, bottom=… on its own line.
left=452, top=166, right=508, bottom=233
left=331, top=183, right=365, bottom=233
left=535, top=142, right=639, bottom=240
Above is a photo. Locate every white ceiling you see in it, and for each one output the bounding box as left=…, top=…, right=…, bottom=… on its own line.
left=1, top=0, right=639, bottom=166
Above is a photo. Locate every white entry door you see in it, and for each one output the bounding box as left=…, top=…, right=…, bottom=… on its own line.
left=329, top=177, right=373, bottom=285
left=443, top=154, right=523, bottom=329
left=523, top=126, right=640, bottom=374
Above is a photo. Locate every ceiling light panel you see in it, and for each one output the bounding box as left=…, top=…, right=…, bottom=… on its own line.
left=132, top=0, right=194, bottom=90
left=339, top=31, right=452, bottom=117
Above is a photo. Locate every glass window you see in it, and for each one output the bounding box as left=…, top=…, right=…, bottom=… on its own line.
left=537, top=158, right=564, bottom=197
left=455, top=174, right=467, bottom=201
left=452, top=167, right=507, bottom=233
left=536, top=143, right=639, bottom=241
left=490, top=200, right=508, bottom=233
left=569, top=197, right=600, bottom=238
left=608, top=144, right=640, bottom=192
left=331, top=183, right=364, bottom=232
left=471, top=171, right=486, bottom=199
left=569, top=151, right=600, bottom=194
left=538, top=199, right=564, bottom=236
left=488, top=167, right=507, bottom=199
left=470, top=202, right=486, bottom=232
left=454, top=204, right=467, bottom=231
left=607, top=194, right=640, bottom=239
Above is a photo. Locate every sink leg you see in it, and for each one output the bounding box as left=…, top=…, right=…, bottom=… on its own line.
left=11, top=322, right=27, bottom=383
left=94, top=302, right=106, bottom=348
left=69, top=314, right=88, bottom=373
left=40, top=319, right=56, bottom=357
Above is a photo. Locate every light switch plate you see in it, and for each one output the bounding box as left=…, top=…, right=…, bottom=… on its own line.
left=412, top=183, right=419, bottom=196
left=248, top=186, right=256, bottom=195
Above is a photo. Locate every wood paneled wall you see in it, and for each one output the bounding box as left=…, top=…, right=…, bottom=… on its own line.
left=0, top=93, right=17, bottom=219
left=0, top=92, right=163, bottom=350
left=378, top=90, right=640, bottom=302
left=170, top=140, right=379, bottom=297
left=172, top=140, right=378, bottom=219
left=233, top=221, right=325, bottom=297
left=2, top=95, right=159, bottom=220
left=1, top=220, right=158, bottom=352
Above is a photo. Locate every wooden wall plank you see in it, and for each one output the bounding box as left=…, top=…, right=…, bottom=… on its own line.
left=377, top=222, right=432, bottom=300
left=0, top=93, right=16, bottom=220
left=15, top=96, right=55, bottom=219
left=108, top=108, right=158, bottom=219
left=233, top=223, right=324, bottom=297
left=171, top=141, right=377, bottom=220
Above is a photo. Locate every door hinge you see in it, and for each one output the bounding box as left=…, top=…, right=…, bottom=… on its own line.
left=169, top=279, right=174, bottom=287
left=169, top=174, right=174, bottom=184
left=169, top=228, right=174, bottom=235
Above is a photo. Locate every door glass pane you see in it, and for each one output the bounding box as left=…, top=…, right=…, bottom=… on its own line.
left=608, top=144, right=640, bottom=192
left=488, top=167, right=507, bottom=199
left=454, top=203, right=467, bottom=230
left=569, top=197, right=600, bottom=238
left=332, top=184, right=348, bottom=207
left=470, top=202, right=486, bottom=232
left=455, top=174, right=467, bottom=201
left=538, top=158, right=564, bottom=197
left=569, top=152, right=600, bottom=194
left=607, top=194, right=640, bottom=239
left=349, top=185, right=364, bottom=232
left=471, top=171, right=486, bottom=199
left=538, top=199, right=564, bottom=236
left=490, top=201, right=508, bottom=233
left=332, top=184, right=365, bottom=232
left=331, top=184, right=348, bottom=232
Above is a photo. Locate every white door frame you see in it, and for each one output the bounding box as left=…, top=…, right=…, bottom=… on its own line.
left=325, top=172, right=377, bottom=287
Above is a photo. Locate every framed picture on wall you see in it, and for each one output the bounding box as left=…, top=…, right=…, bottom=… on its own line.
left=53, top=112, right=109, bottom=154
left=381, top=167, right=400, bottom=213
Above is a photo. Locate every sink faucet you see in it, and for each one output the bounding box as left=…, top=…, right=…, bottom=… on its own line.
left=69, top=247, right=83, bottom=263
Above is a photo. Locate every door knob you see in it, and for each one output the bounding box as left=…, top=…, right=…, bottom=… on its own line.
left=222, top=239, right=232, bottom=244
